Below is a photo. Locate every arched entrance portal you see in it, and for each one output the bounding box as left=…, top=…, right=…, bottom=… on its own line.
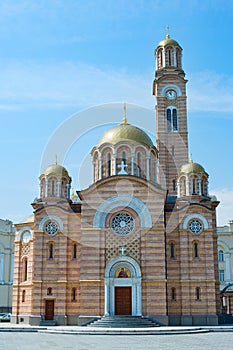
left=104, top=256, right=142, bottom=316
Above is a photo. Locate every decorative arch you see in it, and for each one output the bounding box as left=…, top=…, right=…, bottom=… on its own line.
left=183, top=214, right=208, bottom=230
left=93, top=195, right=152, bottom=229
left=39, top=215, right=64, bottom=231
left=104, top=256, right=142, bottom=316
left=17, top=226, right=32, bottom=241
left=105, top=256, right=141, bottom=278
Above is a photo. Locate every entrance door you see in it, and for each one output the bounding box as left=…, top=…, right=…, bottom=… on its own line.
left=115, top=287, right=132, bottom=315
left=45, top=300, right=54, bottom=320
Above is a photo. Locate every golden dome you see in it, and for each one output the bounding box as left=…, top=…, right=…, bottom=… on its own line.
left=98, top=118, right=154, bottom=148
left=42, top=163, right=69, bottom=178
left=179, top=159, right=206, bottom=175
left=157, top=35, right=181, bottom=48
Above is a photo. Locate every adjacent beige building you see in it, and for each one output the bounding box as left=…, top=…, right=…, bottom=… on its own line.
left=217, top=221, right=233, bottom=318
left=0, top=219, right=15, bottom=313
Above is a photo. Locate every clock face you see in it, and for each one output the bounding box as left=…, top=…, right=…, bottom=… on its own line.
left=22, top=231, right=31, bottom=243
left=166, top=89, right=177, bottom=100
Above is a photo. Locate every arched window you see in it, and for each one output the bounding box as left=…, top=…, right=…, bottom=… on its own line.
left=107, top=153, right=111, bottom=177
left=193, top=241, right=199, bottom=258
left=171, top=287, right=176, bottom=301
left=51, top=180, right=55, bottom=196
left=49, top=243, right=54, bottom=259
left=219, top=269, right=225, bottom=282
left=170, top=242, right=175, bottom=259
left=167, top=107, right=178, bottom=132
left=122, top=151, right=126, bottom=165
left=71, top=288, right=77, bottom=302
left=157, top=48, right=163, bottom=69
left=192, top=178, right=196, bottom=194
left=73, top=243, right=77, bottom=259
left=195, top=287, right=201, bottom=300
left=22, top=258, right=28, bottom=282
left=22, top=290, right=25, bottom=302
left=47, top=287, right=52, bottom=295
left=218, top=250, right=224, bottom=262
left=166, top=47, right=174, bottom=66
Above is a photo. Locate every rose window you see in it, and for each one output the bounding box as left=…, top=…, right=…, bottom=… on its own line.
left=111, top=213, right=135, bottom=236
left=188, top=219, right=203, bottom=234
left=45, top=221, right=58, bottom=235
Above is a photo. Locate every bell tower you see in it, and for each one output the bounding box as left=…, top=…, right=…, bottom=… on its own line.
left=153, top=29, right=189, bottom=194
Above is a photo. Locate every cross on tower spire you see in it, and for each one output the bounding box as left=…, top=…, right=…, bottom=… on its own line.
left=166, top=24, right=170, bottom=39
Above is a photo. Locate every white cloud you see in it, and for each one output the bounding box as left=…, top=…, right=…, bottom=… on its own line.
left=1, top=59, right=233, bottom=116
left=212, top=188, right=233, bottom=226
left=188, top=71, right=233, bottom=113
left=0, top=60, right=153, bottom=110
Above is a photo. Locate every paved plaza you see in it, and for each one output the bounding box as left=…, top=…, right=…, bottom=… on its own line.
left=0, top=331, right=232, bottom=350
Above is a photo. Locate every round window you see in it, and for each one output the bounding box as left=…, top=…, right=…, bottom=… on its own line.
left=188, top=219, right=203, bottom=234
left=45, top=221, right=58, bottom=235
left=111, top=212, right=135, bottom=236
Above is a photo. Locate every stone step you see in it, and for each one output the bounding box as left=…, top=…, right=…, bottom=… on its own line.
left=40, top=320, right=57, bottom=326
left=86, top=316, right=160, bottom=328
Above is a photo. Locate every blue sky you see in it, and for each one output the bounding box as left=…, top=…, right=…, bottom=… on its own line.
left=0, top=0, right=233, bottom=225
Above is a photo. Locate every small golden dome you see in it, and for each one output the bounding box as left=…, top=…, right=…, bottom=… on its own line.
left=179, top=159, right=206, bottom=175
left=157, top=35, right=181, bottom=48
left=42, top=163, right=69, bottom=178
left=98, top=118, right=154, bottom=148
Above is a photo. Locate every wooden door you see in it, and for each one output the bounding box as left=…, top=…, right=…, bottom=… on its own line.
left=115, top=287, right=132, bottom=315
left=45, top=300, right=54, bottom=320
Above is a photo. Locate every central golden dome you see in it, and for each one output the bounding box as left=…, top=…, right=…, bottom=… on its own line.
left=98, top=118, right=154, bottom=147
left=157, top=34, right=181, bottom=48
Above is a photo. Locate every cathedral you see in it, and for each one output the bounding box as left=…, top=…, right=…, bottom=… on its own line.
left=12, top=33, right=220, bottom=326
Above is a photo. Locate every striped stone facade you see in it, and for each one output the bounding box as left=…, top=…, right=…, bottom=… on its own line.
left=11, top=34, right=220, bottom=326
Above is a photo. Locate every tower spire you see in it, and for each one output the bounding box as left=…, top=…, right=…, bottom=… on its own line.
left=122, top=102, right=127, bottom=124
left=166, top=24, right=170, bottom=39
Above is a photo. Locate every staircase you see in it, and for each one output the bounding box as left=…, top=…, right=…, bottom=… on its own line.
left=85, top=316, right=160, bottom=328
left=39, top=319, right=57, bottom=326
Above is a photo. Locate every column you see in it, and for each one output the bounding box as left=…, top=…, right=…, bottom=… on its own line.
left=163, top=48, right=166, bottom=68
left=186, top=178, right=190, bottom=196
left=113, top=154, right=117, bottom=176
left=104, top=279, right=110, bottom=316
left=206, top=181, right=209, bottom=196
left=198, top=178, right=202, bottom=195
left=99, top=157, right=102, bottom=180
left=45, top=179, right=49, bottom=197
left=225, top=252, right=231, bottom=282
left=131, top=154, right=135, bottom=175
left=174, top=48, right=177, bottom=66
left=57, top=181, right=61, bottom=197
left=40, top=183, right=43, bottom=198
left=177, top=181, right=181, bottom=198
left=146, top=155, right=150, bottom=181
left=66, top=184, right=71, bottom=199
